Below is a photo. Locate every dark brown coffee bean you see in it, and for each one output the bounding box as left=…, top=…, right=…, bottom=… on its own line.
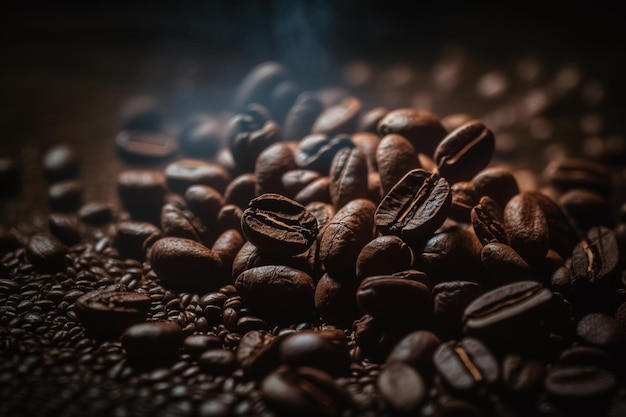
left=117, top=169, right=167, bottom=218
left=75, top=290, right=150, bottom=340
left=211, top=229, right=245, bottom=275
left=432, top=281, right=484, bottom=340
left=184, top=185, right=224, bottom=227
left=312, top=96, right=361, bottom=137
left=463, top=281, right=554, bottom=349
left=198, top=349, right=237, bottom=375
left=376, top=133, right=421, bottom=195
left=314, top=274, right=360, bottom=328
left=543, top=157, right=612, bottom=196
left=560, top=188, right=613, bottom=231
left=42, top=143, right=78, bottom=181
left=183, top=334, right=222, bottom=356
left=319, top=199, right=377, bottom=277
left=355, top=235, right=412, bottom=282
left=281, top=169, right=321, bottom=198
left=385, top=330, right=441, bottom=382
left=544, top=366, right=617, bottom=410
left=471, top=196, right=508, bottom=246
left=149, top=237, right=227, bottom=291
left=528, top=191, right=580, bottom=259
left=472, top=166, right=520, bottom=210
left=260, top=366, right=352, bottom=417
left=504, top=192, right=550, bottom=265
left=328, top=147, right=369, bottom=210
left=231, top=241, right=311, bottom=280
left=351, top=132, right=380, bottom=172
left=434, top=398, right=484, bottom=417
left=216, top=204, right=243, bottom=234
left=160, top=203, right=212, bottom=246
left=279, top=330, right=351, bottom=376
left=224, top=173, right=257, bottom=210
left=377, top=361, right=427, bottom=414
left=449, top=181, right=479, bottom=223
left=178, top=114, right=222, bottom=158
left=235, top=265, right=315, bottom=320
left=232, top=61, right=290, bottom=111
left=269, top=80, right=302, bottom=123
left=480, top=243, right=532, bottom=286
left=236, top=330, right=282, bottom=378
left=115, top=130, right=178, bottom=162
left=48, top=213, right=81, bottom=246
left=121, top=321, right=183, bottom=363
left=305, top=202, right=336, bottom=235
left=165, top=159, right=230, bottom=195
left=572, top=226, right=619, bottom=286
left=112, top=220, right=162, bottom=261
left=26, top=233, right=68, bottom=273
left=0, top=156, right=19, bottom=196
left=377, top=108, right=448, bottom=157
left=77, top=201, right=114, bottom=225
left=434, top=120, right=495, bottom=184
left=558, top=346, right=611, bottom=369
left=255, top=142, right=297, bottom=196
left=576, top=313, right=626, bottom=352
left=376, top=169, right=451, bottom=243
left=48, top=180, right=82, bottom=212
left=502, top=354, right=545, bottom=396
left=293, top=177, right=332, bottom=206
left=357, top=106, right=388, bottom=134
left=241, top=193, right=318, bottom=256
left=295, top=133, right=354, bottom=174
left=282, top=93, right=324, bottom=143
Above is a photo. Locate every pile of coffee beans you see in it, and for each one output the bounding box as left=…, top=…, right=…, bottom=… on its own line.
left=1, top=59, right=626, bottom=417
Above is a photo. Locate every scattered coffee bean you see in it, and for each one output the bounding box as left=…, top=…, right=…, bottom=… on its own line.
left=42, top=144, right=78, bottom=181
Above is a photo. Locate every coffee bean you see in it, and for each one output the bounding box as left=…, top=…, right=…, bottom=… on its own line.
left=376, top=133, right=421, bottom=195
left=376, top=169, right=451, bottom=243
left=254, top=142, right=297, bottom=196
left=377, top=108, right=447, bottom=157
left=576, top=313, right=626, bottom=352
left=199, top=349, right=237, bottom=375
left=312, top=96, right=361, bottom=137
left=183, top=334, right=222, bottom=356
left=529, top=191, right=580, bottom=259
left=236, top=330, right=282, bottom=379
left=78, top=201, right=114, bottom=225
left=269, top=80, right=302, bottom=123
left=121, top=321, right=183, bottom=364
left=293, top=176, right=332, bottom=206
left=117, top=169, right=167, bottom=220
left=165, top=159, right=230, bottom=195
left=75, top=290, right=150, bottom=340
left=26, top=233, right=68, bottom=273
left=560, top=188, right=613, bottom=231
left=48, top=180, right=82, bottom=212
left=543, top=157, right=612, bottom=196
left=184, top=185, right=224, bottom=227
left=385, top=330, right=440, bottom=382
left=216, top=204, right=243, bottom=234
left=314, top=274, right=360, bottom=328
left=504, top=192, right=550, bottom=265
left=432, top=281, right=484, bottom=339
left=160, top=203, right=212, bottom=246
left=544, top=366, right=617, bottom=412
left=449, top=181, right=479, bottom=223
left=471, top=196, right=508, bottom=246
left=558, top=346, right=611, bottom=369
left=279, top=330, right=351, bottom=376
left=178, top=114, right=222, bottom=158
left=48, top=213, right=81, bottom=246
left=282, top=93, right=324, bottom=143
left=501, top=354, right=545, bottom=396
left=480, top=242, right=532, bottom=286
left=329, top=147, right=369, bottom=210
left=150, top=237, right=226, bottom=291
left=112, top=220, right=162, bottom=261
left=434, top=120, right=495, bottom=184
left=211, top=229, right=245, bottom=275
left=232, top=61, right=290, bottom=111
left=281, top=169, right=321, bottom=198
left=295, top=133, right=354, bottom=174
left=241, top=193, right=318, bottom=256
left=377, top=361, right=427, bottom=414
left=231, top=241, right=311, bottom=280
left=355, top=235, right=412, bottom=282
left=224, top=173, right=257, bottom=210
left=42, top=144, right=78, bottom=182
left=115, top=130, right=178, bottom=162
left=357, top=106, right=388, bottom=134
left=472, top=166, right=520, bottom=209
left=351, top=132, right=381, bottom=172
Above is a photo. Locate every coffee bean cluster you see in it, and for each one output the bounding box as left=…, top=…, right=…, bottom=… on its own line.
left=1, top=60, right=626, bottom=417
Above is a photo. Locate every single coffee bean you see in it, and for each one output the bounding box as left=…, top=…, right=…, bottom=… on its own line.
left=42, top=143, right=78, bottom=181
left=432, top=281, right=484, bottom=340
left=543, top=157, right=612, bottom=196
left=377, top=108, right=448, bottom=157
left=351, top=132, right=381, bottom=172
left=471, top=196, right=508, bottom=246
left=183, top=334, right=222, bottom=356
left=198, top=349, right=237, bottom=375
left=281, top=169, right=321, bottom=198
left=177, top=114, right=222, bottom=158
left=576, top=312, right=626, bottom=353
left=528, top=190, right=580, bottom=259
left=544, top=366, right=617, bottom=411
left=160, top=203, right=212, bottom=246
left=377, top=361, right=427, bottom=414
left=236, top=330, right=282, bottom=379
left=376, top=133, right=421, bottom=196
left=269, top=79, right=302, bottom=123
left=319, top=199, right=377, bottom=277
left=355, top=235, right=412, bottom=282
left=449, top=181, right=479, bottom=223
left=329, top=147, right=369, bottom=210
left=48, top=213, right=81, bottom=246
left=463, top=281, right=554, bottom=349
left=558, top=346, right=611, bottom=369
left=78, top=201, right=114, bottom=225
left=282, top=92, right=324, bottom=143
left=121, top=321, right=183, bottom=364
left=472, top=166, right=520, bottom=209
left=480, top=243, right=532, bottom=286
left=241, top=193, right=318, bottom=256
left=216, top=204, right=244, bottom=234
left=279, top=330, right=351, bottom=376
left=311, top=96, right=361, bottom=137
left=48, top=180, right=82, bottom=212
left=305, top=202, right=336, bottom=236
left=314, top=274, right=360, bottom=328
left=149, top=237, right=226, bottom=291
left=115, top=130, right=178, bottom=162
left=112, top=220, right=162, bottom=261
left=434, top=120, right=495, bottom=184
left=26, top=233, right=68, bottom=273
left=165, top=159, right=230, bottom=195
left=559, top=188, right=613, bottom=231
left=375, top=169, right=451, bottom=243
left=117, top=169, right=167, bottom=215
left=224, top=173, right=257, bottom=210
left=211, top=229, right=245, bottom=275
left=232, top=61, right=290, bottom=111
left=255, top=142, right=297, bottom=196
left=75, top=290, right=150, bottom=340
left=235, top=265, right=315, bottom=320
left=504, top=192, right=550, bottom=265
left=502, top=354, right=545, bottom=396
left=295, top=133, right=354, bottom=174
left=433, top=337, right=499, bottom=393
left=184, top=185, right=224, bottom=227
left=357, top=106, right=388, bottom=134
left=231, top=241, right=311, bottom=280
left=385, top=330, right=441, bottom=382
left=293, top=176, right=332, bottom=206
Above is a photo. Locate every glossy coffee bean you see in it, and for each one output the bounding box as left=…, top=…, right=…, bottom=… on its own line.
left=529, top=190, right=580, bottom=259
left=48, top=180, right=82, bottom=212
left=377, top=361, right=427, bottom=414
left=329, top=147, right=369, bottom=210
left=78, top=201, right=114, bottom=225
left=26, top=232, right=68, bottom=273
left=504, top=192, right=550, bottom=265
left=281, top=169, right=321, bottom=198
left=480, top=242, right=532, bottom=286
left=112, top=220, right=162, bottom=261
left=294, top=176, right=332, bottom=206
left=121, top=321, right=183, bottom=364
left=312, top=96, right=361, bottom=137
left=295, top=133, right=354, bottom=174
left=449, top=181, right=479, bottom=223
left=198, top=349, right=237, bottom=375
left=115, top=130, right=178, bottom=162
left=255, top=142, right=297, bottom=196
left=472, top=166, right=520, bottom=209
left=279, top=330, right=351, bottom=376
left=355, top=235, right=412, bottom=282
left=471, top=196, right=508, bottom=246
left=165, top=159, right=230, bottom=195
left=282, top=93, right=324, bottom=143
left=376, top=133, right=421, bottom=195
left=184, top=185, right=224, bottom=227
left=385, top=330, right=441, bottom=382
left=117, top=169, right=167, bottom=213
left=377, top=108, right=448, bottom=157
left=224, top=173, right=257, bottom=210
left=351, top=131, right=380, bottom=172
left=211, top=229, right=245, bottom=274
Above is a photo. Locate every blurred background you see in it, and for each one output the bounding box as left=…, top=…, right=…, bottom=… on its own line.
left=1, top=0, right=625, bottom=223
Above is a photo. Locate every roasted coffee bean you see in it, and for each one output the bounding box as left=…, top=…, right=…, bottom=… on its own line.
left=377, top=361, right=427, bottom=414
left=560, top=188, right=613, bottom=231
left=224, top=173, right=257, bottom=210
left=42, top=143, right=78, bottom=181
left=376, top=169, right=451, bottom=243
left=117, top=169, right=167, bottom=217
left=177, top=114, right=222, bottom=158
left=480, top=243, right=532, bottom=286
left=231, top=241, right=311, bottom=280
left=112, top=220, right=162, bottom=261
left=377, top=108, right=448, bottom=157
left=261, top=366, right=352, bottom=417
left=232, top=61, right=290, bottom=111
left=281, top=169, right=321, bottom=198
left=472, top=166, right=520, bottom=209
left=26, top=233, right=68, bottom=273
left=529, top=190, right=580, bottom=259
left=293, top=176, right=332, bottom=206
left=236, top=330, right=282, bottom=379
left=351, top=132, right=381, bottom=172
left=269, top=79, right=302, bottom=123
left=471, top=196, right=508, bottom=246
left=434, top=120, right=495, bottom=184
left=211, top=229, right=245, bottom=274
left=78, top=201, right=114, bottom=225
left=432, top=281, right=484, bottom=339
left=282, top=92, right=324, bottom=143
left=385, top=330, right=440, bottom=382
left=241, top=193, right=318, bottom=256
left=115, top=130, right=178, bottom=162
left=150, top=237, right=226, bottom=291
left=329, top=147, right=369, bottom=210
left=255, top=142, right=297, bottom=196
left=576, top=313, right=626, bottom=353
left=279, top=330, right=351, bottom=376
left=434, top=398, right=484, bottom=417
left=312, top=96, right=361, bottom=137
left=198, top=349, right=237, bottom=375
left=504, top=192, right=550, bottom=265
left=544, top=366, right=617, bottom=412
left=48, top=213, right=81, bottom=246
left=558, top=346, right=612, bottom=369
left=463, top=281, right=554, bottom=349
left=183, top=334, right=222, bottom=356
left=216, top=204, right=243, bottom=234
left=75, top=290, right=150, bottom=340
left=121, top=321, right=183, bottom=364
left=235, top=265, right=315, bottom=320
left=502, top=354, right=545, bottom=396
left=355, top=235, right=412, bottom=282
left=319, top=199, right=377, bottom=277
left=295, top=133, right=354, bottom=174
left=305, top=202, right=336, bottom=235
left=184, top=185, right=224, bottom=227
left=357, top=106, right=388, bottom=134
left=433, top=337, right=499, bottom=393
left=376, top=133, right=421, bottom=195
left=160, top=203, right=212, bottom=246
left=543, top=157, right=612, bottom=196
left=48, top=180, right=82, bottom=212
left=314, top=274, right=360, bottom=328
left=165, top=159, right=230, bottom=195
left=0, top=156, right=19, bottom=196
left=449, top=181, right=479, bottom=223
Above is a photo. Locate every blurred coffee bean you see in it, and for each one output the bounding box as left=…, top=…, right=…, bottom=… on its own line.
left=312, top=96, right=361, bottom=137
left=377, top=361, right=427, bottom=414
left=223, top=173, right=257, bottom=210
left=26, top=232, right=68, bottom=273
left=432, top=281, right=483, bottom=340
left=293, top=176, right=332, bottom=206
left=544, top=366, right=617, bottom=414
left=282, top=92, right=324, bottom=143
left=269, top=80, right=302, bottom=123
left=279, top=330, right=350, bottom=376
left=295, top=133, right=353, bottom=174
left=42, top=143, right=78, bottom=182
left=177, top=114, right=222, bottom=158
left=198, top=349, right=237, bottom=375
left=472, top=166, right=520, bottom=209
left=112, top=220, right=162, bottom=261
left=441, top=113, right=473, bottom=132
left=78, top=201, right=114, bottom=225
left=543, top=157, right=612, bottom=197
left=232, top=61, right=290, bottom=111
left=281, top=169, right=321, bottom=198
left=121, top=321, right=183, bottom=364
left=314, top=274, right=360, bottom=328
left=357, top=106, right=388, bottom=134
left=329, top=147, right=369, bottom=209
left=48, top=213, right=81, bottom=246
left=183, top=184, right=224, bottom=227
left=559, top=188, right=613, bottom=231
left=377, top=108, right=448, bottom=157
left=165, top=159, right=230, bottom=195
left=385, top=330, right=441, bottom=382
left=115, top=130, right=178, bottom=162
left=576, top=313, right=626, bottom=353
left=48, top=180, right=82, bottom=212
